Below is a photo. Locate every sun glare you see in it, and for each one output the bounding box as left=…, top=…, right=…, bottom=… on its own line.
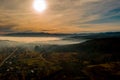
left=33, top=0, right=47, bottom=12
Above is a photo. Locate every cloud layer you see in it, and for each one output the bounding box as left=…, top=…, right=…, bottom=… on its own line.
left=0, top=0, right=120, bottom=33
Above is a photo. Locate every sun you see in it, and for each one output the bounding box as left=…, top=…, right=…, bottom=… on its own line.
left=33, top=0, right=47, bottom=12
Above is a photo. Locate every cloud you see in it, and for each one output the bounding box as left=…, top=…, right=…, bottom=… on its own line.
left=48, top=0, right=120, bottom=25
left=0, top=0, right=119, bottom=33
left=0, top=24, right=16, bottom=33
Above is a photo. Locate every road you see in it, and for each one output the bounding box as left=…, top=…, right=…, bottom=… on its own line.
left=0, top=48, right=18, bottom=67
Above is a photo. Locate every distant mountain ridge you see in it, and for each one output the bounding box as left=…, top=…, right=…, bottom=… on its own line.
left=2, top=32, right=70, bottom=37
left=67, top=32, right=120, bottom=39
left=2, top=32, right=120, bottom=38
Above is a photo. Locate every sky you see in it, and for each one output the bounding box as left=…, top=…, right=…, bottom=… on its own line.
left=0, top=0, right=120, bottom=34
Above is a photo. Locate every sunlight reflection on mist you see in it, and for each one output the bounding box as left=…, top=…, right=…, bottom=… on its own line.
left=0, top=36, right=60, bottom=43
left=0, top=36, right=84, bottom=45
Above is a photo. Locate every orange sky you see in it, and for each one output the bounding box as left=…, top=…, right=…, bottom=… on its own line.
left=0, top=0, right=120, bottom=34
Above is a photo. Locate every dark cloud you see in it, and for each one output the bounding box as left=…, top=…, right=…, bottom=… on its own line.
left=0, top=24, right=16, bottom=32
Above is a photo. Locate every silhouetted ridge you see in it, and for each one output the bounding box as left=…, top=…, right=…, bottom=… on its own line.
left=76, top=37, right=120, bottom=53
left=3, top=32, right=70, bottom=37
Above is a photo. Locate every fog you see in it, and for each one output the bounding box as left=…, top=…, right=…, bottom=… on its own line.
left=0, top=36, right=83, bottom=45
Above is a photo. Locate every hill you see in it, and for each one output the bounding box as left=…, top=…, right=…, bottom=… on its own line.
left=2, top=32, right=69, bottom=37
left=67, top=32, right=120, bottom=39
